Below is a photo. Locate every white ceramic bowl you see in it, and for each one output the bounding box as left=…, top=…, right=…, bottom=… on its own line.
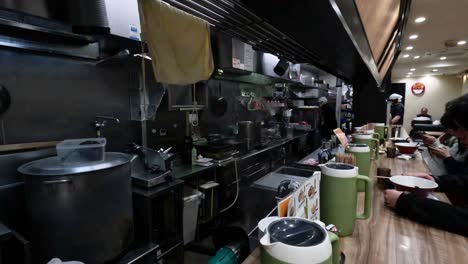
left=390, top=175, right=438, bottom=196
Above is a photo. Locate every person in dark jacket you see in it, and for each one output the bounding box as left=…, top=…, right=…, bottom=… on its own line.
left=318, top=97, right=337, bottom=140
left=417, top=107, right=432, bottom=120
left=384, top=94, right=468, bottom=237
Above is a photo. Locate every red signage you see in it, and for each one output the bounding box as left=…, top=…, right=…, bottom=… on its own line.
left=411, top=82, right=425, bottom=95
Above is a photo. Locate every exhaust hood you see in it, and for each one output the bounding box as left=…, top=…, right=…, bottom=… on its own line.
left=0, top=0, right=141, bottom=59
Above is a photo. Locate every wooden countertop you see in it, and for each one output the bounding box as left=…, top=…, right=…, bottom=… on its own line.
left=242, top=151, right=468, bottom=264
left=340, top=154, right=468, bottom=264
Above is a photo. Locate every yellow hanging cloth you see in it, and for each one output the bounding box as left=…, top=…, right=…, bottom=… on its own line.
left=138, top=0, right=214, bottom=85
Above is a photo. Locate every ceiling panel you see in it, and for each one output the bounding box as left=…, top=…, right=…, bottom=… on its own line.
left=392, top=0, right=468, bottom=78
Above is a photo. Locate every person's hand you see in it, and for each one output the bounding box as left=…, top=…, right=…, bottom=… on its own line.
left=422, top=134, right=436, bottom=145
left=384, top=190, right=403, bottom=208
left=402, top=172, right=435, bottom=181
left=430, top=147, right=451, bottom=159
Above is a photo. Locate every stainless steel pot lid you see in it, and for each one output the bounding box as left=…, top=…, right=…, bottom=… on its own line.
left=18, top=152, right=131, bottom=176
left=268, top=218, right=326, bottom=247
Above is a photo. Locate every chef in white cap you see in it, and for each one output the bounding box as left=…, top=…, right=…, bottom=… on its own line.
left=389, top=93, right=404, bottom=125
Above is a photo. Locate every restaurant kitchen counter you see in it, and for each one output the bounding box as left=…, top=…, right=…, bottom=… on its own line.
left=172, top=163, right=218, bottom=180
left=238, top=132, right=309, bottom=161
left=171, top=132, right=309, bottom=180
left=242, top=149, right=468, bottom=264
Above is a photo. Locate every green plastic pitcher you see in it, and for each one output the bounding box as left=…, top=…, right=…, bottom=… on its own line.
left=352, top=133, right=380, bottom=160
left=345, top=144, right=372, bottom=192
left=260, top=218, right=340, bottom=264
left=374, top=123, right=389, bottom=141
left=319, top=163, right=372, bottom=236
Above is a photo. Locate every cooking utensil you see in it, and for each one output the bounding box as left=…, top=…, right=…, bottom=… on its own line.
left=18, top=152, right=134, bottom=264
left=260, top=217, right=339, bottom=264
left=395, top=142, right=419, bottom=154
left=211, top=83, right=227, bottom=117
left=390, top=175, right=438, bottom=196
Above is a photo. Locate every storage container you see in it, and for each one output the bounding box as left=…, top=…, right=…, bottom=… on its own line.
left=183, top=187, right=203, bottom=245
left=199, top=181, right=220, bottom=222
left=56, top=138, right=106, bottom=164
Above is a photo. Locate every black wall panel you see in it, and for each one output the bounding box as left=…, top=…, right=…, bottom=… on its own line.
left=0, top=48, right=140, bottom=151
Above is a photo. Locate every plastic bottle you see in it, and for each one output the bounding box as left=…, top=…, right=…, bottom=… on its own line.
left=191, top=146, right=197, bottom=165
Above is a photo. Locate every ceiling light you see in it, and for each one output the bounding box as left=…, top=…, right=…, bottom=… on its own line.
left=440, top=57, right=447, bottom=60
left=406, top=75, right=411, bottom=78
left=457, top=40, right=466, bottom=45
left=406, top=46, right=414, bottom=50
left=402, top=54, right=410, bottom=58
left=410, top=68, right=416, bottom=71
left=409, top=34, right=418, bottom=40
left=431, top=69, right=439, bottom=72
left=413, top=56, right=420, bottom=59
left=408, top=72, right=413, bottom=75
left=415, top=17, right=426, bottom=23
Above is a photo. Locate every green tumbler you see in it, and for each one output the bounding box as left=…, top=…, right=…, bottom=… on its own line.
left=374, top=123, right=389, bottom=141
left=319, top=163, right=372, bottom=236
left=352, top=133, right=380, bottom=160
left=345, top=144, right=372, bottom=191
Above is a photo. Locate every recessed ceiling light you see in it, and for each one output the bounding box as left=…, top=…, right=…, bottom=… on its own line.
left=413, top=55, right=420, bottom=59
left=415, top=17, right=426, bottom=23
left=457, top=40, right=466, bottom=45
left=431, top=69, right=439, bottom=72
left=402, top=54, right=410, bottom=58
left=409, top=34, right=418, bottom=40
left=406, top=76, right=410, bottom=78
left=406, top=46, right=414, bottom=50
left=440, top=57, right=447, bottom=60
left=408, top=72, right=413, bottom=75
left=410, top=68, right=416, bottom=71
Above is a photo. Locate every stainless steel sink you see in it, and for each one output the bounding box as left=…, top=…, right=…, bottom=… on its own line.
left=275, top=167, right=317, bottom=177
left=251, top=166, right=316, bottom=192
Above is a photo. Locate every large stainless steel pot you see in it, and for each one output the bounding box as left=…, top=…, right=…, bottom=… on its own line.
left=18, top=152, right=134, bottom=264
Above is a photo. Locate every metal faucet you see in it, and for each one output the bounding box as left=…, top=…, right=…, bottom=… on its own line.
left=94, top=116, right=120, bottom=137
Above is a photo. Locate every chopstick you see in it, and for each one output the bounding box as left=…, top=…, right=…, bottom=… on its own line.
left=375, top=176, right=391, bottom=179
